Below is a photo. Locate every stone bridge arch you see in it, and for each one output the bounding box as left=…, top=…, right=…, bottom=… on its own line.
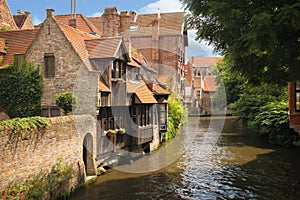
left=83, top=133, right=97, bottom=175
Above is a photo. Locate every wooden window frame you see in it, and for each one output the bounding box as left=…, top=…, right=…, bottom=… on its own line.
left=44, top=53, right=55, bottom=78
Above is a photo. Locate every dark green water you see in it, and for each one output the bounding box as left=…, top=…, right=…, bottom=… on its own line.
left=71, top=117, right=300, bottom=200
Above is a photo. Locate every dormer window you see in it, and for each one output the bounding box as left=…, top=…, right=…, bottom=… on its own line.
left=44, top=53, right=55, bottom=78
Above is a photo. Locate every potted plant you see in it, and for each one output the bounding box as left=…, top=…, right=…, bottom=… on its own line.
left=116, top=128, right=126, bottom=134
left=105, top=129, right=117, bottom=137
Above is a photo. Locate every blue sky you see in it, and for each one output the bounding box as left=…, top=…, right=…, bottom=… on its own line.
left=7, top=0, right=217, bottom=58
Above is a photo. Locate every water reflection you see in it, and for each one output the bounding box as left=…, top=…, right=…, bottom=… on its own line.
left=71, top=117, right=300, bottom=200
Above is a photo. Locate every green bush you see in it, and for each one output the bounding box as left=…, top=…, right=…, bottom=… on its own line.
left=1, top=158, right=74, bottom=200
left=0, top=60, right=43, bottom=118
left=0, top=116, right=50, bottom=138
left=55, top=91, right=78, bottom=115
left=164, top=94, right=187, bottom=140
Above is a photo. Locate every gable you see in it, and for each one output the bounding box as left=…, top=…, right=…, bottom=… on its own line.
left=0, top=0, right=17, bottom=30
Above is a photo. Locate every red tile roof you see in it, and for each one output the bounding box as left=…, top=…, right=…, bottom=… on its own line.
left=87, top=17, right=102, bottom=32
left=127, top=58, right=140, bottom=68
left=127, top=81, right=157, bottom=104
left=153, top=84, right=170, bottom=95
left=55, top=14, right=102, bottom=35
left=0, top=29, right=39, bottom=66
left=13, top=13, right=34, bottom=30
left=58, top=22, right=98, bottom=70
left=85, top=37, right=122, bottom=59
left=189, top=57, right=223, bottom=68
left=203, top=76, right=217, bottom=92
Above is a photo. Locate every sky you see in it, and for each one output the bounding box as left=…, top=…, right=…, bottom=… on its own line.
left=7, top=0, right=218, bottom=58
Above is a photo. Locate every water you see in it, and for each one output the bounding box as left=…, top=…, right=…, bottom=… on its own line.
left=71, top=117, right=300, bottom=200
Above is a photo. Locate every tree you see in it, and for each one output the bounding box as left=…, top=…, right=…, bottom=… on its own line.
left=182, top=0, right=300, bottom=85
left=55, top=91, right=78, bottom=115
left=0, top=60, right=43, bottom=118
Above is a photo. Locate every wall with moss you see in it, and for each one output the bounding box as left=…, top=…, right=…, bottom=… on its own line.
left=0, top=115, right=96, bottom=194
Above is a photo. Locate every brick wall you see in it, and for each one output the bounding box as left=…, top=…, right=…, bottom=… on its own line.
left=0, top=115, right=97, bottom=193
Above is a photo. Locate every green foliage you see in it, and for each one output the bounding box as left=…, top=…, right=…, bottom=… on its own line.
left=0, top=60, right=43, bottom=118
left=229, top=89, right=299, bottom=146
left=164, top=94, right=187, bottom=140
left=55, top=91, right=79, bottom=115
left=1, top=158, right=74, bottom=200
left=0, top=27, right=9, bottom=31
left=0, top=116, right=50, bottom=137
left=182, top=0, right=300, bottom=84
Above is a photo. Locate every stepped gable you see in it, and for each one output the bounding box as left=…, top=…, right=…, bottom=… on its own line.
left=56, top=14, right=102, bottom=35
left=0, top=29, right=38, bottom=66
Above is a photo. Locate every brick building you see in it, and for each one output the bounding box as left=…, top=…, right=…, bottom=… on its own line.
left=88, top=7, right=187, bottom=95
left=185, top=56, right=221, bottom=115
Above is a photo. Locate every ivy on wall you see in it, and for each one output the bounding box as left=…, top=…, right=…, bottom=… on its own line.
left=0, top=59, right=43, bottom=118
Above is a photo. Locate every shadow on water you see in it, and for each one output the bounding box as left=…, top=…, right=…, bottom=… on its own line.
left=71, top=117, right=300, bottom=200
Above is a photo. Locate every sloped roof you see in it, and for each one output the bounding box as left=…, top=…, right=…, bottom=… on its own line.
left=13, top=13, right=34, bottom=30
left=127, top=81, right=157, bottom=104
left=55, top=14, right=102, bottom=35
left=58, top=22, right=99, bottom=70
left=0, top=29, right=38, bottom=66
left=13, top=15, right=27, bottom=29
left=152, top=84, right=170, bottom=95
left=99, top=80, right=110, bottom=92
left=85, top=37, right=122, bottom=59
left=127, top=57, right=140, bottom=68
left=189, top=56, right=223, bottom=68
left=88, top=17, right=102, bottom=31
left=203, top=76, right=217, bottom=92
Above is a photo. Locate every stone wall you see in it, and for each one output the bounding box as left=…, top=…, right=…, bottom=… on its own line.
left=0, top=115, right=97, bottom=193
left=25, top=15, right=84, bottom=107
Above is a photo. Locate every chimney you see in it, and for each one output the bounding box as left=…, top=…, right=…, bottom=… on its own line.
left=46, top=9, right=55, bottom=18
left=130, top=11, right=137, bottom=22
left=102, top=6, right=120, bottom=36
left=17, top=10, right=23, bottom=15
left=120, top=11, right=130, bottom=33
left=69, top=18, right=77, bottom=28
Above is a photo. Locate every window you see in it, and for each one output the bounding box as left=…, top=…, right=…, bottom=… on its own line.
left=295, top=81, right=300, bottom=111
left=197, top=90, right=201, bottom=98
left=112, top=60, right=125, bottom=79
left=44, top=53, right=55, bottom=78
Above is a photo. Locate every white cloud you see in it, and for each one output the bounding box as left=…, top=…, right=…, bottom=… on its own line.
left=88, top=12, right=102, bottom=18
left=32, top=16, right=43, bottom=25
left=186, top=30, right=220, bottom=59
left=139, top=0, right=184, bottom=13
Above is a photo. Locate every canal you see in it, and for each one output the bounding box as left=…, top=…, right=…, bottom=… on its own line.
left=71, top=117, right=300, bottom=200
